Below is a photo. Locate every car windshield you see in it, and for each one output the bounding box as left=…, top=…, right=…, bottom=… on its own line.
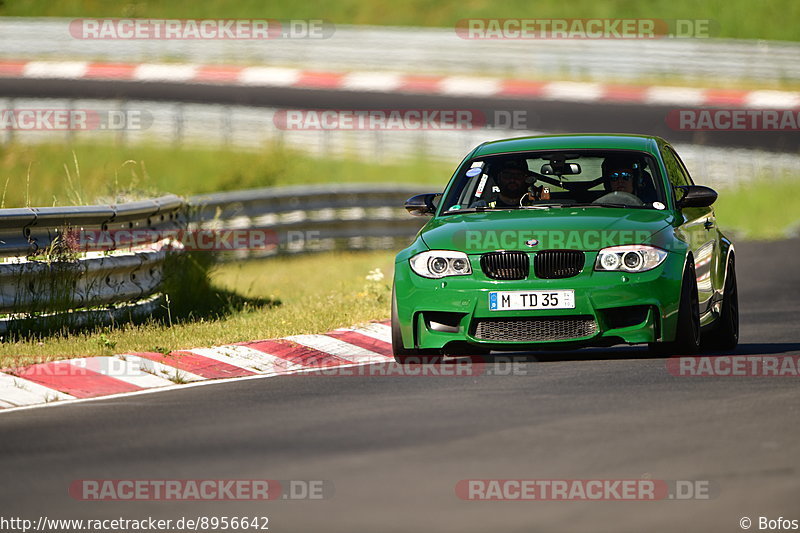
left=442, top=150, right=666, bottom=213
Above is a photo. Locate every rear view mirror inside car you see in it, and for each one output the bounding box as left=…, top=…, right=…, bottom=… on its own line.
left=541, top=162, right=581, bottom=175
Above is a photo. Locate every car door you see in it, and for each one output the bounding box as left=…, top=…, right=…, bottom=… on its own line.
left=661, top=143, right=719, bottom=315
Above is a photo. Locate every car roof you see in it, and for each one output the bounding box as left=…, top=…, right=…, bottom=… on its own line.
left=471, top=134, right=663, bottom=157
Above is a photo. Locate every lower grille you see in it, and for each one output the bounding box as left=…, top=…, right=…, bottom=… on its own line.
left=534, top=250, right=585, bottom=279
left=473, top=316, right=598, bottom=342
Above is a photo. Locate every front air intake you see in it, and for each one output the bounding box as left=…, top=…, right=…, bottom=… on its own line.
left=473, top=316, right=598, bottom=342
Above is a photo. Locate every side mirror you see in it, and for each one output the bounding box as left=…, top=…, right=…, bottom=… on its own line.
left=676, top=185, right=718, bottom=208
left=404, top=193, right=441, bottom=216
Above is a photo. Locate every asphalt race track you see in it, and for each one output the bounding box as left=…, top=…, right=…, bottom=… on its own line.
left=0, top=238, right=798, bottom=532
left=0, top=77, right=797, bottom=152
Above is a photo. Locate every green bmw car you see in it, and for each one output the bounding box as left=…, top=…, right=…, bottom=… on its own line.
left=392, top=134, right=739, bottom=361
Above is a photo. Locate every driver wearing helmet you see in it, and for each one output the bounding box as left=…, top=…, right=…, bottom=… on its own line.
left=595, top=156, right=645, bottom=206
left=603, top=157, right=637, bottom=194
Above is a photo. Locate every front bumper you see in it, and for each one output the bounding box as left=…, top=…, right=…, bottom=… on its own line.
left=394, top=250, right=684, bottom=351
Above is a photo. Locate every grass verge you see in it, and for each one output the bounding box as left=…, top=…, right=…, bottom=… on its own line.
left=714, top=178, right=800, bottom=240
left=1, top=0, right=798, bottom=42
left=0, top=141, right=450, bottom=208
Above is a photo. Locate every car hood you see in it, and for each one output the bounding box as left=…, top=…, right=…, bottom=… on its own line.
left=420, top=207, right=676, bottom=253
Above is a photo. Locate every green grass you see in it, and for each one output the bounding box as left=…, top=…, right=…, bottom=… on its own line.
left=715, top=178, right=800, bottom=240
left=0, top=141, right=450, bottom=208
left=0, top=250, right=395, bottom=367
left=1, top=0, right=798, bottom=41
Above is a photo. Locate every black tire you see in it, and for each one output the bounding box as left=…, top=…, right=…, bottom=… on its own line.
left=649, top=260, right=701, bottom=356
left=702, top=255, right=739, bottom=352
left=391, top=286, right=440, bottom=364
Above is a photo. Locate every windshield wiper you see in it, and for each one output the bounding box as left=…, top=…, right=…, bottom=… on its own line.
left=443, top=207, right=505, bottom=214
left=565, top=203, right=639, bottom=209
left=521, top=203, right=564, bottom=209
left=445, top=203, right=570, bottom=214
left=443, top=208, right=475, bottom=214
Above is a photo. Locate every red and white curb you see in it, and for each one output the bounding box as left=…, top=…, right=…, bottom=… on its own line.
left=0, top=321, right=394, bottom=412
left=1, top=59, right=798, bottom=108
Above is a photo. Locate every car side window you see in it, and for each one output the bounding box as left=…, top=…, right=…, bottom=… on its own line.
left=668, top=146, right=695, bottom=186
left=661, top=145, right=691, bottom=204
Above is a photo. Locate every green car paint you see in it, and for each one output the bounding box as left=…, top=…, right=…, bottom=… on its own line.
left=392, top=134, right=736, bottom=356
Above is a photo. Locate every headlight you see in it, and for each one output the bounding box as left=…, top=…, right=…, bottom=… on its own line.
left=409, top=251, right=473, bottom=279
left=595, top=245, right=667, bottom=273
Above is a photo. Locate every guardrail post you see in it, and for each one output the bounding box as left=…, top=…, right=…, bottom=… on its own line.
left=222, top=105, right=232, bottom=148
left=4, top=98, right=14, bottom=145
left=173, top=103, right=184, bottom=148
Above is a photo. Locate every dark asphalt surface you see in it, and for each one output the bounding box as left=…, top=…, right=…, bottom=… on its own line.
left=1, top=239, right=798, bottom=532
left=1, top=78, right=798, bottom=152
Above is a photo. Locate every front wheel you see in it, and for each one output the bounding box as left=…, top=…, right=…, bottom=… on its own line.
left=703, top=255, right=739, bottom=351
left=649, top=260, right=701, bottom=356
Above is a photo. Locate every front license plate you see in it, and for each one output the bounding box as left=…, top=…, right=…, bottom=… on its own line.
left=489, top=290, right=575, bottom=311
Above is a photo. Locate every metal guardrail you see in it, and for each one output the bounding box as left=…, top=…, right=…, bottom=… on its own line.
left=0, top=250, right=169, bottom=313
left=0, top=19, right=798, bottom=84
left=188, top=184, right=427, bottom=257
left=0, top=195, right=183, bottom=333
left=0, top=185, right=428, bottom=332
left=0, top=194, right=183, bottom=258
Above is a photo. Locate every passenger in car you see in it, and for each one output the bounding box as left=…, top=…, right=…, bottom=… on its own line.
left=488, top=158, right=531, bottom=208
